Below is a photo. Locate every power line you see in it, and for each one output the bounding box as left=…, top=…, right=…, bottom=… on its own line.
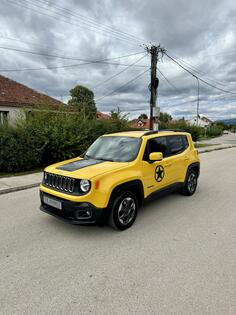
left=0, top=60, right=148, bottom=72
left=171, top=54, right=227, bottom=87
left=93, top=54, right=148, bottom=89
left=32, top=0, right=145, bottom=44
left=0, top=46, right=145, bottom=62
left=7, top=0, right=141, bottom=47
left=157, top=68, right=179, bottom=91
left=25, top=0, right=143, bottom=44
left=0, top=35, right=89, bottom=57
left=164, top=52, right=236, bottom=95
left=96, top=68, right=149, bottom=102
left=9, top=0, right=137, bottom=45
left=0, top=47, right=149, bottom=72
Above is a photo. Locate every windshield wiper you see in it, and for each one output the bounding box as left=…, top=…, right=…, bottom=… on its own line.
left=84, top=154, right=93, bottom=159
left=97, top=157, right=114, bottom=162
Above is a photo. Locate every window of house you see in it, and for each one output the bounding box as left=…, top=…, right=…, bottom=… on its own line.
left=0, top=111, right=9, bottom=124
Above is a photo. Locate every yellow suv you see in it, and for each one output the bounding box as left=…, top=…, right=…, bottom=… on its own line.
left=40, top=130, right=200, bottom=230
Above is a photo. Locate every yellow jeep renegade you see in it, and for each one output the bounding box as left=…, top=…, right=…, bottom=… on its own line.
left=40, top=130, right=200, bottom=230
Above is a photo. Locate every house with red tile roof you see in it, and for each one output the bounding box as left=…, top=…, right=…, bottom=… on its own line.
left=0, top=75, right=65, bottom=124
left=0, top=75, right=110, bottom=124
left=96, top=111, right=110, bottom=120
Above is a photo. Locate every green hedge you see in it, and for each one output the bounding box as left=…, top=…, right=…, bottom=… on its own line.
left=159, top=121, right=204, bottom=141
left=159, top=121, right=223, bottom=142
left=0, top=111, right=132, bottom=173
left=206, top=125, right=223, bottom=137
left=0, top=112, right=224, bottom=173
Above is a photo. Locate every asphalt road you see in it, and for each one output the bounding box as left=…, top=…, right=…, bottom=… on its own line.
left=1, top=148, right=236, bottom=315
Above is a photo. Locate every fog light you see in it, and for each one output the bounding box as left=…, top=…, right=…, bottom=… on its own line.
left=75, top=209, right=92, bottom=220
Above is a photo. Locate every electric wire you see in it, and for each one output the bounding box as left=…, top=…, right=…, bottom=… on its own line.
left=164, top=52, right=236, bottom=95
left=0, top=35, right=89, bottom=56
left=171, top=54, right=227, bottom=87
left=31, top=0, right=145, bottom=43
left=0, top=60, right=149, bottom=72
left=7, top=0, right=141, bottom=47
left=93, top=54, right=148, bottom=89
left=96, top=68, right=149, bottom=102
left=0, top=46, right=144, bottom=62
left=157, top=68, right=179, bottom=91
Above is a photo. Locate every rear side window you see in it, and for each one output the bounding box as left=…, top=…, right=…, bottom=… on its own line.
left=168, top=135, right=187, bottom=155
left=143, top=136, right=168, bottom=160
left=182, top=135, right=189, bottom=149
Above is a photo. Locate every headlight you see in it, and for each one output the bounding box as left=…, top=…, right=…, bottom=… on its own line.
left=80, top=179, right=91, bottom=193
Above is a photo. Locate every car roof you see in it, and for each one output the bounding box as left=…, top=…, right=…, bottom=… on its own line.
left=103, top=130, right=189, bottom=138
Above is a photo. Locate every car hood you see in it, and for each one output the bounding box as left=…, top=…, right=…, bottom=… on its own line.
left=44, top=157, right=129, bottom=179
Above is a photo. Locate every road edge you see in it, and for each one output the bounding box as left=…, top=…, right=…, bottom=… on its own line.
left=0, top=145, right=236, bottom=195
left=198, top=144, right=236, bottom=154
left=0, top=183, right=40, bottom=195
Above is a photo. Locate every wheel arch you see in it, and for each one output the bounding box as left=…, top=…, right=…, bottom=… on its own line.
left=185, top=162, right=200, bottom=181
left=108, top=179, right=144, bottom=208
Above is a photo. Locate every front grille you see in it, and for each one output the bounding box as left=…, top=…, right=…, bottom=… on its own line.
left=44, top=172, right=75, bottom=193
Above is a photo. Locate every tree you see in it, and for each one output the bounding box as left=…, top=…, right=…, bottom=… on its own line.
left=159, top=112, right=172, bottom=123
left=138, top=113, right=148, bottom=120
left=110, top=107, right=129, bottom=121
left=68, top=85, right=97, bottom=119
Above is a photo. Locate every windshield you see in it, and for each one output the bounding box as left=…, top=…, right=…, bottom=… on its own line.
left=85, top=136, right=142, bottom=162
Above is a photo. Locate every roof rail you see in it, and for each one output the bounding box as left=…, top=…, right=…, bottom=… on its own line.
left=159, top=129, right=187, bottom=133
left=142, top=129, right=187, bottom=136
left=142, top=130, right=159, bottom=136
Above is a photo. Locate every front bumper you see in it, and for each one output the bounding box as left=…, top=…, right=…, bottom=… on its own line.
left=40, top=191, right=107, bottom=225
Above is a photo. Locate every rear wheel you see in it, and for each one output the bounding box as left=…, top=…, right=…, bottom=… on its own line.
left=109, top=191, right=138, bottom=230
left=181, top=169, right=198, bottom=196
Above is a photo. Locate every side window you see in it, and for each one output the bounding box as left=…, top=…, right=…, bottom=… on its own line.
left=182, top=135, right=189, bottom=149
left=143, top=137, right=168, bottom=161
left=168, top=136, right=185, bottom=155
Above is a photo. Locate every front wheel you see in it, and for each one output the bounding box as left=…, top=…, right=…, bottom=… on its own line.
left=181, top=170, right=198, bottom=196
left=109, top=191, right=138, bottom=230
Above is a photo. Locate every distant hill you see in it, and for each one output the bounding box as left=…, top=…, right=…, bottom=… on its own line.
left=215, top=119, right=236, bottom=126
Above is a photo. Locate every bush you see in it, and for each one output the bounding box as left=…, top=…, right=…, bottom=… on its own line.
left=0, top=111, right=133, bottom=173
left=159, top=120, right=224, bottom=141
left=206, top=125, right=223, bottom=138
left=159, top=120, right=204, bottom=141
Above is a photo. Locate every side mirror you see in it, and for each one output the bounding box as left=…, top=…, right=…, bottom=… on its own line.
left=149, top=152, right=163, bottom=162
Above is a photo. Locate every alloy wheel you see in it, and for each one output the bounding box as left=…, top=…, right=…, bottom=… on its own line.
left=117, top=197, right=136, bottom=225
left=187, top=172, right=197, bottom=194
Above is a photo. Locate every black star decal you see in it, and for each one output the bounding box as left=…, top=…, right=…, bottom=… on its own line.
left=155, top=165, right=165, bottom=182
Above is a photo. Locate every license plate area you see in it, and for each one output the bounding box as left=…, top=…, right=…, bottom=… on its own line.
left=43, top=196, right=62, bottom=210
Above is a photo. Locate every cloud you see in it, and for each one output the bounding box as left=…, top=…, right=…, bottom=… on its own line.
left=0, top=0, right=235, bottom=120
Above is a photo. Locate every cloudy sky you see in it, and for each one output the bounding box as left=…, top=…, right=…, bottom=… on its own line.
left=0, top=0, right=236, bottom=120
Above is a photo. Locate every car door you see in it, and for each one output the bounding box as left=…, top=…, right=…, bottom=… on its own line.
left=166, top=135, right=189, bottom=183
left=142, top=136, right=174, bottom=196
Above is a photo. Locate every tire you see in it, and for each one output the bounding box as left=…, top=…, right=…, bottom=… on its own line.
left=109, top=191, right=138, bottom=231
left=181, top=169, right=198, bottom=196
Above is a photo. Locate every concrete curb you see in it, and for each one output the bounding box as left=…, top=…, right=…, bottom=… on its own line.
left=0, top=182, right=40, bottom=195
left=0, top=145, right=236, bottom=196
left=198, top=145, right=236, bottom=154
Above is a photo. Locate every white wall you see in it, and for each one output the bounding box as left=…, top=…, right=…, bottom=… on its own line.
left=0, top=106, right=25, bottom=124
left=188, top=117, right=210, bottom=128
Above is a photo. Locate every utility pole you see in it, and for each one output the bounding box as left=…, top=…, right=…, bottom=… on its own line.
left=145, top=44, right=166, bottom=130
left=196, top=77, right=200, bottom=126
